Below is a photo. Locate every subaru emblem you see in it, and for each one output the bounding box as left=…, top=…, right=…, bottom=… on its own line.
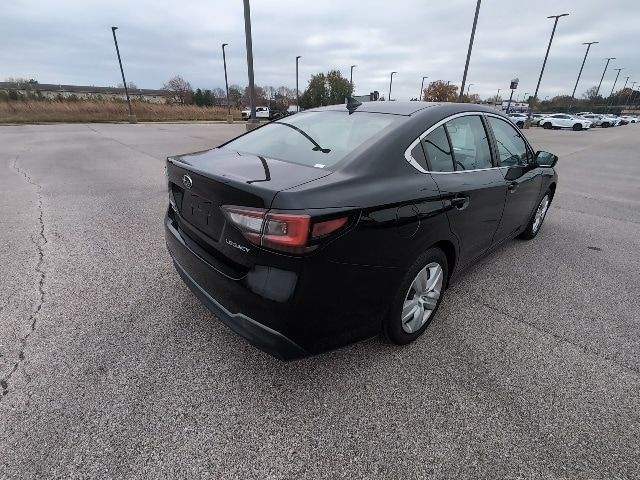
left=182, top=174, right=193, bottom=189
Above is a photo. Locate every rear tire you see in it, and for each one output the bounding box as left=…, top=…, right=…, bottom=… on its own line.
left=517, top=121, right=524, bottom=129
left=384, top=248, right=448, bottom=345
left=602, top=122, right=610, bottom=128
left=518, top=191, right=551, bottom=240
left=572, top=123, right=582, bottom=131
left=543, top=122, right=552, bottom=129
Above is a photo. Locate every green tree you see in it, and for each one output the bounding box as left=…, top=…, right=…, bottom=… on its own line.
left=193, top=88, right=204, bottom=106
left=299, top=70, right=353, bottom=109
left=202, top=89, right=214, bottom=106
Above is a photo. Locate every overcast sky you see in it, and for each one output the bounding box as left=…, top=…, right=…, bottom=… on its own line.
left=1, top=0, right=638, bottom=101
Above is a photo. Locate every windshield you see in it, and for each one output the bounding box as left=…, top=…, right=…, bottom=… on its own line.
left=221, top=111, right=398, bottom=168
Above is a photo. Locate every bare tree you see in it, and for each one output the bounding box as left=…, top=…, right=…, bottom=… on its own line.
left=163, top=75, right=193, bottom=104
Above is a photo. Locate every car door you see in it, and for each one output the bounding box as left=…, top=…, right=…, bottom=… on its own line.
left=486, top=115, right=543, bottom=243
left=418, top=113, right=507, bottom=268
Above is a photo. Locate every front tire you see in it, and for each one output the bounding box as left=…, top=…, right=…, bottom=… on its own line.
left=517, top=121, right=524, bottom=129
left=572, top=123, right=582, bottom=131
left=384, top=248, right=448, bottom=345
left=518, top=191, right=551, bottom=240
left=543, top=122, right=552, bottom=129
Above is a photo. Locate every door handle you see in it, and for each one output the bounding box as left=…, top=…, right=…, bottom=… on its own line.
left=508, top=181, right=518, bottom=193
left=450, top=195, right=470, bottom=210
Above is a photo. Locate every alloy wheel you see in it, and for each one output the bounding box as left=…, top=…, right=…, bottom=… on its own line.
left=401, top=262, right=443, bottom=334
left=532, top=195, right=550, bottom=233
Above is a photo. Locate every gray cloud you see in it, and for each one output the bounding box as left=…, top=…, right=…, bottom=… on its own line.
left=1, top=0, right=637, bottom=100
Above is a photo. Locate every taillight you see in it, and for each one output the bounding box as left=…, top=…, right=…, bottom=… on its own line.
left=221, top=206, right=348, bottom=254
left=312, top=217, right=348, bottom=238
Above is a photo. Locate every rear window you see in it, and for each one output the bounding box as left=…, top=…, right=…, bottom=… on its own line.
left=221, top=111, right=398, bottom=168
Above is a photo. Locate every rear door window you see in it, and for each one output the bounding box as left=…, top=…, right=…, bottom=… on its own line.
left=444, top=115, right=492, bottom=170
left=422, top=126, right=454, bottom=172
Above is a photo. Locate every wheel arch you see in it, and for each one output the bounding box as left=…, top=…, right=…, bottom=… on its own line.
left=431, top=240, right=457, bottom=287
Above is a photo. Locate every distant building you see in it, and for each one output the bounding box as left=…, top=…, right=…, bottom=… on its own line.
left=0, top=81, right=169, bottom=103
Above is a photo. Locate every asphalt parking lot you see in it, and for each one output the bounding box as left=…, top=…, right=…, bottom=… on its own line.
left=1, top=121, right=639, bottom=479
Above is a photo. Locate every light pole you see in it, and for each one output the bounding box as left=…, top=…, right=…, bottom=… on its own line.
left=222, top=43, right=232, bottom=122
left=111, top=26, right=135, bottom=123
left=296, top=55, right=301, bottom=112
left=388, top=71, right=397, bottom=101
left=606, top=67, right=623, bottom=112
left=350, top=65, right=357, bottom=90
left=459, top=0, right=482, bottom=101
left=420, top=76, right=428, bottom=101
left=571, top=42, right=598, bottom=99
left=523, top=92, right=529, bottom=103
left=595, top=57, right=616, bottom=99
left=242, top=0, right=258, bottom=128
left=496, top=88, right=501, bottom=103
left=526, top=13, right=569, bottom=127
left=466, top=83, right=474, bottom=98
left=624, top=81, right=636, bottom=108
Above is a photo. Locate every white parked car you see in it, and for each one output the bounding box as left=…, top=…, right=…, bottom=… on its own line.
left=621, top=115, right=638, bottom=124
left=508, top=113, right=529, bottom=128
left=579, top=114, right=606, bottom=127
left=599, top=115, right=622, bottom=127
left=539, top=114, right=592, bottom=131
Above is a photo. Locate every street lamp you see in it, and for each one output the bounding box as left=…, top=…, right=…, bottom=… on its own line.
left=625, top=81, right=637, bottom=107
left=495, top=88, right=501, bottom=105
left=388, top=71, right=397, bottom=101
left=523, top=92, right=529, bottom=103
left=571, top=42, right=598, bottom=100
left=296, top=55, right=301, bottom=112
left=420, top=76, right=428, bottom=101
left=606, top=67, right=623, bottom=112
left=595, top=57, right=616, bottom=99
left=221, top=43, right=232, bottom=121
left=110, top=26, right=135, bottom=123
left=459, top=0, right=482, bottom=101
left=350, top=65, right=357, bottom=89
left=242, top=0, right=258, bottom=127
left=526, top=13, right=569, bottom=127
left=466, top=83, right=474, bottom=97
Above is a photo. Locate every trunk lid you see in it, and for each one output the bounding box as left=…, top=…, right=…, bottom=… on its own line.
left=166, top=148, right=331, bottom=269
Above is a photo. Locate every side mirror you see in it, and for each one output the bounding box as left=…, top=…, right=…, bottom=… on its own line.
left=535, top=150, right=558, bottom=168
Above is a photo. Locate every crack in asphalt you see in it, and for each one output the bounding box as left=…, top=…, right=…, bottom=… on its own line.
left=468, top=294, right=640, bottom=376
left=1, top=154, right=47, bottom=399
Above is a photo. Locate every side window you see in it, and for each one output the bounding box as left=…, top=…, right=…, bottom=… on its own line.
left=444, top=115, right=492, bottom=170
left=409, top=142, right=428, bottom=170
left=422, top=126, right=454, bottom=172
left=488, top=117, right=529, bottom=167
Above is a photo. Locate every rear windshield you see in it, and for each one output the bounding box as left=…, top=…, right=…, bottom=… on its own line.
left=221, top=111, right=398, bottom=168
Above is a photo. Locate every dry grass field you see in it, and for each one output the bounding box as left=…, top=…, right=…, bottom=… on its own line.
left=0, top=100, right=242, bottom=123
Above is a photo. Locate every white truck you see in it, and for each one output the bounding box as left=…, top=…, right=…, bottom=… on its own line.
left=241, top=106, right=288, bottom=121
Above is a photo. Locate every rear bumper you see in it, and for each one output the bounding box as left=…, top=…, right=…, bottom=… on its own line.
left=165, top=208, right=396, bottom=359
left=171, top=256, right=309, bottom=360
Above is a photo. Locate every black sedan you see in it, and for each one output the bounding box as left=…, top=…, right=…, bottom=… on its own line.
left=164, top=101, right=558, bottom=360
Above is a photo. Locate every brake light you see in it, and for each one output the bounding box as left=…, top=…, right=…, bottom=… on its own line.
left=312, top=217, right=348, bottom=238
left=221, top=206, right=349, bottom=254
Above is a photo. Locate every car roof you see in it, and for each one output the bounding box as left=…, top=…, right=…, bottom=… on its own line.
left=310, top=101, right=500, bottom=117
